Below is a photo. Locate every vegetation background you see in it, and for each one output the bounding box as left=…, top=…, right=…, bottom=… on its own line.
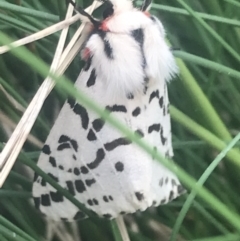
left=0, top=0, right=240, bottom=241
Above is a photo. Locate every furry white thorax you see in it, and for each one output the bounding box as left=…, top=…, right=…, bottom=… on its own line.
left=83, top=7, right=178, bottom=99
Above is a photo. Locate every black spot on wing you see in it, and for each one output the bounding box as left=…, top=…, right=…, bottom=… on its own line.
left=67, top=98, right=75, bottom=108
left=74, top=168, right=80, bottom=176
left=106, top=105, right=127, bottom=113
left=149, top=90, right=159, bottom=103
left=135, top=129, right=144, bottom=138
left=34, top=197, right=40, bottom=209
left=87, top=148, right=105, bottom=169
left=57, top=143, right=71, bottom=151
left=66, top=181, right=75, bottom=196
left=41, top=194, right=51, bottom=206
left=81, top=166, right=89, bottom=174
left=178, top=185, right=185, bottom=195
left=73, top=103, right=89, bottom=130
left=98, top=31, right=113, bottom=59
left=70, top=139, right=78, bottom=152
left=160, top=126, right=167, bottom=145
left=75, top=180, right=86, bottom=193
left=49, top=156, right=56, bottom=167
left=85, top=179, right=96, bottom=187
left=33, top=172, right=39, bottom=182
left=132, top=107, right=141, bottom=117
left=58, top=135, right=70, bottom=143
left=103, top=214, right=112, bottom=219
left=148, top=124, right=160, bottom=133
left=87, top=69, right=96, bottom=87
left=42, top=145, right=51, bottom=155
left=169, top=190, right=174, bottom=201
left=115, top=162, right=124, bottom=172
left=92, top=118, right=105, bottom=132
left=159, top=96, right=164, bottom=108
left=127, top=93, right=134, bottom=99
left=41, top=178, right=46, bottom=187
left=74, top=211, right=87, bottom=220
left=87, top=129, right=97, bottom=141
left=50, top=191, right=64, bottom=203
left=135, top=192, right=144, bottom=201
left=104, top=138, right=131, bottom=151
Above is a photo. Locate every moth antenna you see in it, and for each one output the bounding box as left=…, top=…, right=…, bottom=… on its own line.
left=141, top=0, right=152, bottom=11
left=67, top=0, right=100, bottom=27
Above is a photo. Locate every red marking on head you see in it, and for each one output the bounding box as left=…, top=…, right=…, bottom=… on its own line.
left=144, top=11, right=151, bottom=17
left=81, top=47, right=91, bottom=61
left=99, top=20, right=109, bottom=31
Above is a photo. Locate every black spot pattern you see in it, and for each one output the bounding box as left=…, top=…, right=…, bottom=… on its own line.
left=74, top=168, right=80, bottom=176
left=98, top=31, right=113, bottom=59
left=66, top=181, right=75, bottom=196
left=160, top=127, right=167, bottom=145
left=49, top=156, right=56, bottom=167
left=73, top=103, right=89, bottom=130
left=74, top=211, right=86, bottom=220
left=85, top=179, right=96, bottom=187
left=115, top=162, right=124, bottom=172
left=169, top=191, right=174, bottom=201
left=178, top=185, right=185, bottom=194
left=81, top=166, right=89, bottom=174
left=50, top=191, right=64, bottom=202
left=135, top=192, right=144, bottom=201
left=149, top=90, right=159, bottom=103
left=75, top=180, right=86, bottom=193
left=57, top=143, right=71, bottom=151
left=42, top=145, right=51, bottom=155
left=87, top=148, right=105, bottom=169
left=41, top=194, right=51, bottom=206
left=103, top=214, right=112, bottom=219
left=87, top=129, right=97, bottom=141
left=148, top=124, right=160, bottom=133
left=106, top=105, right=127, bottom=113
left=67, top=98, right=75, bottom=108
left=41, top=179, right=46, bottom=187
left=135, top=129, right=144, bottom=138
left=127, top=93, right=134, bottom=99
left=34, top=197, right=40, bottom=209
left=104, top=138, right=131, bottom=151
left=159, top=96, right=164, bottom=108
left=59, top=165, right=64, bottom=170
left=87, top=69, right=96, bottom=87
left=48, top=173, right=58, bottom=182
left=132, top=107, right=141, bottom=117
left=92, top=118, right=105, bottom=132
left=103, top=196, right=109, bottom=202
left=84, top=56, right=92, bottom=71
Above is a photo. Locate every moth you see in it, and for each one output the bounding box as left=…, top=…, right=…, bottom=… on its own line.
left=32, top=0, right=184, bottom=221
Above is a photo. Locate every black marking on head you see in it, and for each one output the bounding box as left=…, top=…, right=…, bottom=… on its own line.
left=87, top=69, right=96, bottom=87
left=41, top=178, right=46, bottom=187
left=42, top=145, right=51, bottom=155
left=131, top=28, right=146, bottom=68
left=85, top=178, right=96, bottom=187
left=74, top=211, right=86, bottom=220
left=141, top=0, right=152, bottom=11
left=98, top=31, right=114, bottom=59
left=135, top=192, right=144, bottom=201
left=115, top=162, right=124, bottom=172
left=49, top=156, right=56, bottom=167
left=34, top=197, right=40, bottom=209
left=57, top=142, right=71, bottom=151
left=159, top=96, right=164, bottom=108
left=169, top=190, right=174, bottom=201
left=48, top=173, right=58, bottom=182
left=160, top=127, right=167, bottom=145
left=74, top=168, right=80, bottom=176
left=135, top=129, right=144, bottom=138
left=106, top=105, right=127, bottom=113
left=148, top=124, right=160, bottom=133
left=103, top=214, right=112, bottom=219
left=66, top=181, right=75, bottom=196
left=87, top=148, right=105, bottom=169
left=127, top=93, right=134, bottom=99
left=92, top=118, right=105, bottom=132
left=87, top=129, right=97, bottom=141
left=93, top=199, right=99, bottom=205
left=41, top=194, right=51, bottom=206
left=59, top=165, right=64, bottom=170
left=103, top=2, right=114, bottom=19
left=75, top=180, right=86, bottom=193
left=50, top=191, right=64, bottom=203
left=73, top=103, right=89, bottom=129
left=149, top=90, right=159, bottom=103
left=81, top=166, right=89, bottom=174
left=104, top=138, right=131, bottom=151
left=132, top=107, right=141, bottom=117
left=67, top=97, right=75, bottom=108
left=84, top=56, right=92, bottom=71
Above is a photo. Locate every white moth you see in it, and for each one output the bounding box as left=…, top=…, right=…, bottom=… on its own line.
left=32, top=0, right=184, bottom=221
